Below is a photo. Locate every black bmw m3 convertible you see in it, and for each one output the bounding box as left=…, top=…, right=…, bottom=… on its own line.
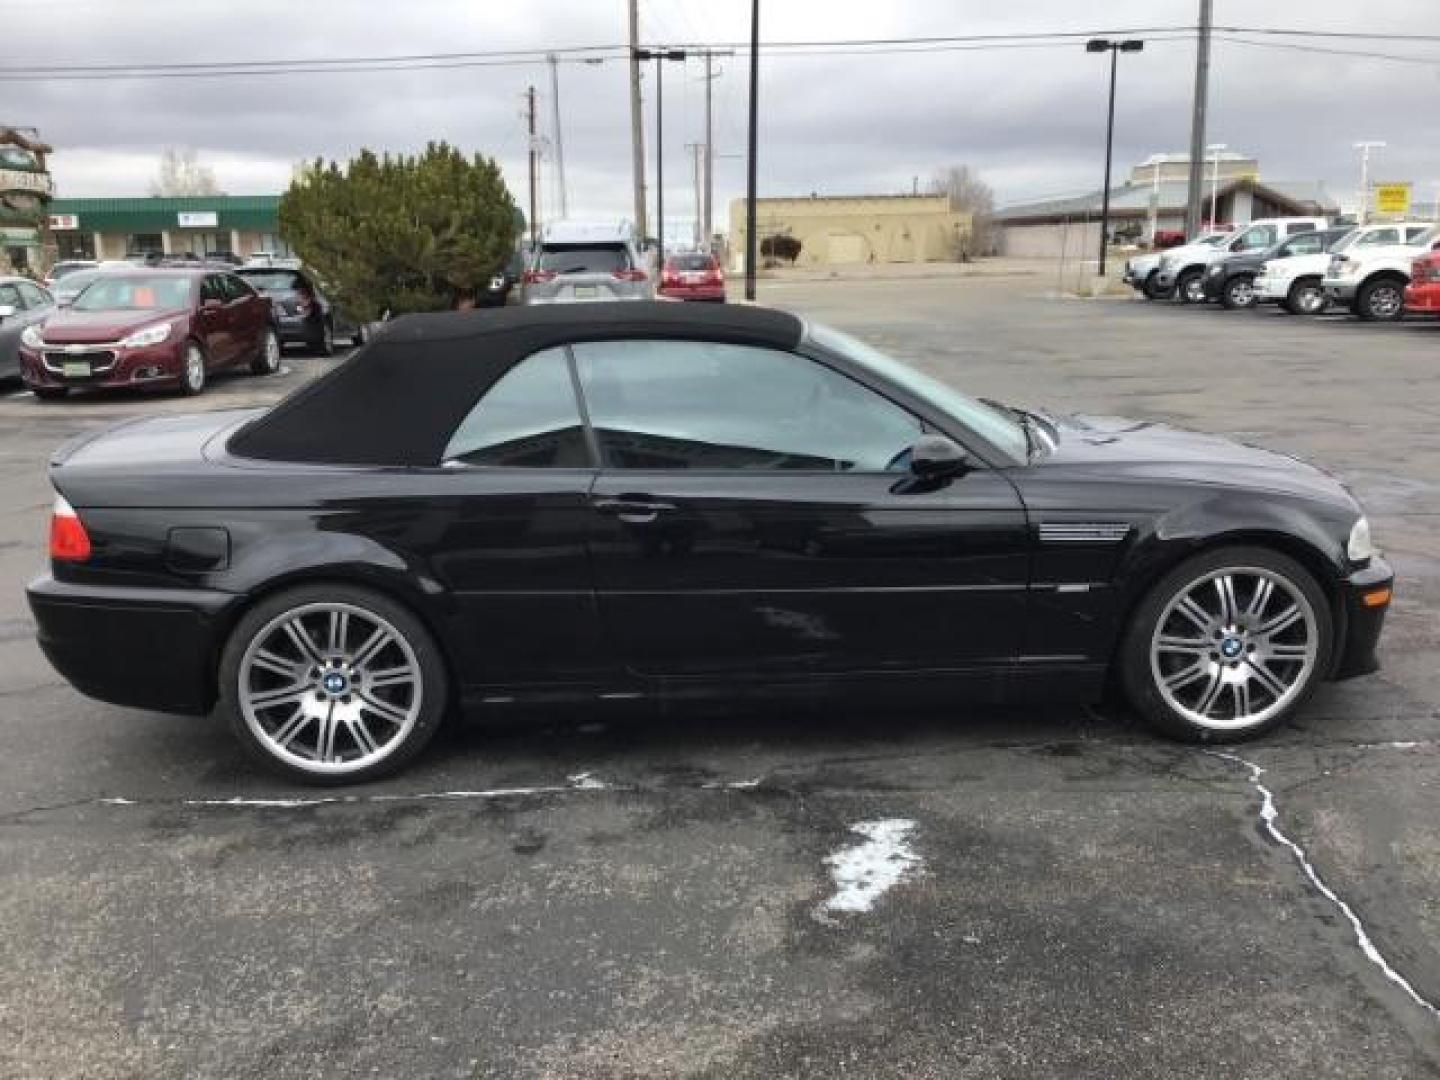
left=28, top=302, right=1393, bottom=783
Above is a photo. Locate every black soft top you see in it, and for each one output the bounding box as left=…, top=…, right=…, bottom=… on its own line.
left=228, top=301, right=805, bottom=466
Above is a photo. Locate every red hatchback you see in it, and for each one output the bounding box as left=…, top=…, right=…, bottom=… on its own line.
left=19, top=267, right=279, bottom=398
left=1405, top=252, right=1440, bottom=316
left=658, top=252, right=726, bottom=302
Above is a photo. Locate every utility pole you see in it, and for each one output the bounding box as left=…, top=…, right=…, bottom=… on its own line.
left=633, top=48, right=687, bottom=264
left=686, top=142, right=704, bottom=247
left=1183, top=0, right=1213, bottom=238
left=1086, top=38, right=1143, bottom=277
left=546, top=54, right=568, bottom=220
left=627, top=0, right=647, bottom=245
left=703, top=51, right=718, bottom=251
left=1353, top=141, right=1386, bottom=224
left=525, top=85, right=538, bottom=247
left=744, top=0, right=760, bottom=301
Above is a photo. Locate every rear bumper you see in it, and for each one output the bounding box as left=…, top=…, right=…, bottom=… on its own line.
left=1332, top=557, right=1394, bottom=680
left=657, top=285, right=726, bottom=302
left=274, top=314, right=324, bottom=345
left=1404, top=282, right=1440, bottom=313
left=27, top=574, right=235, bottom=715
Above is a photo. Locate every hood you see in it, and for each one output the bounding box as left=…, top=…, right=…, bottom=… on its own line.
left=37, top=307, right=188, bottom=345
left=1042, top=413, right=1354, bottom=506
left=1215, top=249, right=1270, bottom=273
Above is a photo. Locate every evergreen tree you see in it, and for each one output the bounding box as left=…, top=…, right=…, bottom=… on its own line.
left=279, top=142, right=519, bottom=318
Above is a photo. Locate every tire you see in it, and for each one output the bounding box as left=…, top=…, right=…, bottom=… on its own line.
left=1285, top=277, right=1326, bottom=317
left=1175, top=268, right=1206, bottom=304
left=351, top=321, right=370, bottom=347
left=250, top=326, right=281, bottom=376
left=32, top=386, right=69, bottom=400
left=1355, top=276, right=1407, bottom=322
left=1143, top=271, right=1172, bottom=301
left=1120, top=546, right=1333, bottom=743
left=179, top=341, right=206, bottom=396
left=218, top=583, right=450, bottom=784
left=313, top=319, right=335, bottom=357
left=1220, top=274, right=1257, bottom=310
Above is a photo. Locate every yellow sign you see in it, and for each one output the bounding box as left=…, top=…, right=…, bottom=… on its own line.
left=1375, top=182, right=1411, bottom=216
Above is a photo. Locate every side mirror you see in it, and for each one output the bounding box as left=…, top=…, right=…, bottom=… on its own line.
left=201, top=298, right=223, bottom=311
left=909, top=435, right=970, bottom=481
left=0, top=304, right=14, bottom=321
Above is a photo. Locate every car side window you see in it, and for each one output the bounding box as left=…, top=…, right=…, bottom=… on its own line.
left=16, top=282, right=50, bottom=308
left=1405, top=226, right=1431, bottom=242
left=1283, top=234, right=1321, bottom=257
left=571, top=339, right=924, bottom=472
left=443, top=346, right=591, bottom=468
left=200, top=275, right=224, bottom=304
left=0, top=283, right=21, bottom=309
left=1358, top=228, right=1398, bottom=247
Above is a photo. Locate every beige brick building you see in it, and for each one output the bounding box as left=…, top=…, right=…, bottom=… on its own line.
left=728, top=194, right=972, bottom=269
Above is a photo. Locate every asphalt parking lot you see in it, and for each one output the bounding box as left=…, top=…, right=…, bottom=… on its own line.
left=1, top=282, right=1438, bottom=1079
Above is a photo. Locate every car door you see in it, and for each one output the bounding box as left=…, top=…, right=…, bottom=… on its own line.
left=425, top=344, right=606, bottom=687
left=223, top=274, right=263, bottom=363
left=196, top=274, right=232, bottom=365
left=574, top=338, right=1030, bottom=680
left=0, top=282, right=39, bottom=379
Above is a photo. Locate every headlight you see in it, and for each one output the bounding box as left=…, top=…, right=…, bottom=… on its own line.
left=120, top=322, right=172, bottom=348
left=1348, top=516, right=1377, bottom=562
left=20, top=325, right=43, bottom=348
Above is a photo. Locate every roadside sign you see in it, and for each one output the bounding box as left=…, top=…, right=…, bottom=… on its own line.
left=177, top=210, right=219, bottom=228
left=49, top=214, right=79, bottom=230
left=1374, top=183, right=1411, bottom=216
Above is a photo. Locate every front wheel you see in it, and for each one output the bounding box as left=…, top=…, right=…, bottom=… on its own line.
left=1120, top=546, right=1332, bottom=743
left=1356, top=277, right=1406, bottom=322
left=1174, top=268, right=1205, bottom=304
left=1285, top=277, right=1326, bottom=316
left=179, top=341, right=207, bottom=396
left=250, top=326, right=281, bottom=376
left=219, top=584, right=450, bottom=784
left=1143, top=271, right=1171, bottom=301
left=1220, top=274, right=1256, bottom=310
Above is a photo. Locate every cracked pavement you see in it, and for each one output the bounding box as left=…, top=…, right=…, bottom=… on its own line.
left=0, top=279, right=1437, bottom=1078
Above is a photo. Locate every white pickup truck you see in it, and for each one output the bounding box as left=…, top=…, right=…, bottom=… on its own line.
left=1153, top=218, right=1330, bottom=304
left=1255, top=222, right=1434, bottom=316
left=1321, top=222, right=1440, bottom=320
left=1122, top=232, right=1230, bottom=300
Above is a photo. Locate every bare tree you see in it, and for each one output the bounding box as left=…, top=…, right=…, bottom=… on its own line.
left=928, top=165, right=997, bottom=258
left=149, top=147, right=222, bottom=197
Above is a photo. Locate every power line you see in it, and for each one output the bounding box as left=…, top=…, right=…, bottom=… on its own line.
left=1216, top=33, right=1440, bottom=67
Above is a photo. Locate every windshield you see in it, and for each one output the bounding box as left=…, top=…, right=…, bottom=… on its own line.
left=538, top=244, right=630, bottom=274
left=667, top=254, right=715, bottom=272
left=72, top=275, right=194, bottom=311
left=1328, top=228, right=1362, bottom=253
left=238, top=270, right=306, bottom=292
left=1196, top=233, right=1229, bottom=247
left=50, top=263, right=94, bottom=279
left=1412, top=225, right=1440, bottom=248
left=55, top=270, right=102, bottom=296
left=806, top=322, right=1030, bottom=462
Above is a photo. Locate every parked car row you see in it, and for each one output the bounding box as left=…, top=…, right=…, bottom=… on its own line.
left=1123, top=217, right=1440, bottom=322
left=517, top=221, right=726, bottom=306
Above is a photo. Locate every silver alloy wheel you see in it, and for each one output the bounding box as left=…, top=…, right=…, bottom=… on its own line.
left=184, top=344, right=205, bottom=392
left=1368, top=283, right=1403, bottom=319
left=1227, top=279, right=1254, bottom=306
left=1295, top=283, right=1324, bottom=314
left=262, top=328, right=280, bottom=371
left=1149, top=566, right=1318, bottom=732
left=238, top=601, right=423, bottom=776
left=1182, top=275, right=1205, bottom=303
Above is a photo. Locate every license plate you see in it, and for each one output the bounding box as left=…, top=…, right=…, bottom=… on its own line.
left=61, top=361, right=90, bottom=378
left=573, top=286, right=598, bottom=299
left=683, top=273, right=703, bottom=284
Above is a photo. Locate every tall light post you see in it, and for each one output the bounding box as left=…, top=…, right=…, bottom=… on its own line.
left=1206, top=142, right=1227, bottom=230
left=633, top=47, right=687, bottom=264
left=1086, top=38, right=1143, bottom=277
left=1353, top=141, right=1386, bottom=224
left=744, top=0, right=760, bottom=300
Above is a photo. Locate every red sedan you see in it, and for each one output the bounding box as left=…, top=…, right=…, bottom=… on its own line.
left=1405, top=252, right=1440, bottom=316
left=657, top=252, right=726, bottom=303
left=19, top=267, right=279, bottom=398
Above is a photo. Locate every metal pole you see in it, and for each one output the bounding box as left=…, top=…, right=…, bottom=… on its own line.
left=1098, top=46, right=1118, bottom=277
left=526, top=85, right=538, bottom=247
left=1209, top=148, right=1220, bottom=230
left=1184, top=0, right=1213, bottom=237
left=688, top=142, right=703, bottom=247
left=655, top=55, right=664, bottom=264
left=744, top=0, right=760, bottom=301
left=627, top=0, right=647, bottom=244
left=703, top=51, right=715, bottom=251
left=547, top=54, right=568, bottom=220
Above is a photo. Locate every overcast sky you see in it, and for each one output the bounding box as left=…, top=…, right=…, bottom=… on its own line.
left=7, top=0, right=1440, bottom=231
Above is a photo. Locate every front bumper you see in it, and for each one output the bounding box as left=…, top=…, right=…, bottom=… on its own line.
left=1404, top=282, right=1440, bottom=313
left=27, top=574, right=236, bottom=715
left=1333, top=556, right=1394, bottom=680
left=20, top=341, right=188, bottom=392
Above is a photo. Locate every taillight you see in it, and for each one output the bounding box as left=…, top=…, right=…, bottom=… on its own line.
left=522, top=270, right=556, bottom=285
left=1413, top=256, right=1440, bottom=283
left=49, top=494, right=91, bottom=562
left=613, top=268, right=649, bottom=282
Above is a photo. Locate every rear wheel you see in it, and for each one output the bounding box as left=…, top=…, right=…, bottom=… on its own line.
left=313, top=319, right=335, bottom=356
left=219, top=584, right=449, bottom=784
left=351, top=321, right=370, bottom=347
left=1142, top=271, right=1171, bottom=301
left=1175, top=268, right=1206, bottom=304
left=1356, top=276, right=1407, bottom=322
left=179, top=341, right=206, bottom=396
left=1285, top=277, right=1326, bottom=316
left=1220, top=274, right=1256, bottom=310
left=250, top=326, right=281, bottom=376
left=1121, top=546, right=1332, bottom=743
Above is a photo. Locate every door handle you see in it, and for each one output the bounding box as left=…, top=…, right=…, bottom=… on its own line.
left=592, top=497, right=676, bottom=524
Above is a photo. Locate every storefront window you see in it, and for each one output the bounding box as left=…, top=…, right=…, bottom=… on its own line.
left=55, top=233, right=96, bottom=260
left=127, top=233, right=163, bottom=255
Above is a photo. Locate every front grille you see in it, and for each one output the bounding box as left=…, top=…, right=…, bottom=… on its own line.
left=42, top=348, right=119, bottom=375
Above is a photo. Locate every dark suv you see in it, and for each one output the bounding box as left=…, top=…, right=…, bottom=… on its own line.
left=1203, top=228, right=1349, bottom=310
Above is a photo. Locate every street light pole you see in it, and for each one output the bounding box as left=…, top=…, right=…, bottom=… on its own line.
left=745, top=0, right=760, bottom=301
left=633, top=47, right=687, bottom=266
left=1207, top=142, right=1227, bottom=230
left=1086, top=38, right=1143, bottom=278
left=1353, top=141, right=1385, bottom=225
